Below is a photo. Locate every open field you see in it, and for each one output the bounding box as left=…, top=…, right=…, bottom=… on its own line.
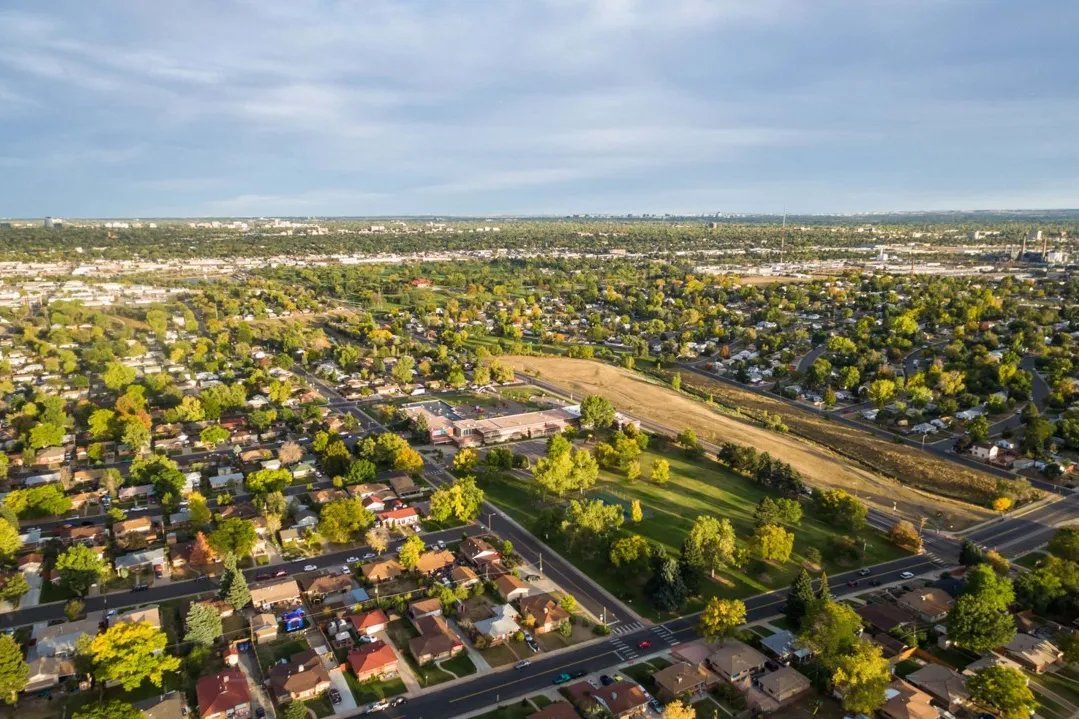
left=505, top=356, right=994, bottom=530
left=481, top=443, right=909, bottom=618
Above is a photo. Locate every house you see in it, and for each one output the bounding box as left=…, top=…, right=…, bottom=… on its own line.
left=34, top=447, right=67, bottom=467
left=897, top=588, right=954, bottom=623
left=347, top=641, right=399, bottom=682
left=350, top=608, right=389, bottom=636
left=133, top=692, right=186, bottom=719
left=460, top=537, right=500, bottom=565
left=415, top=550, right=455, bottom=575
left=115, top=606, right=162, bottom=629
left=24, top=656, right=76, bottom=692
left=760, top=630, right=813, bottom=664
left=114, top=547, right=167, bottom=576
left=856, top=604, right=917, bottom=634
left=249, top=578, right=301, bottom=610
left=197, top=670, right=251, bottom=719
left=268, top=649, right=332, bottom=704
left=33, top=617, right=101, bottom=657
left=408, top=615, right=463, bottom=665
left=362, top=559, right=403, bottom=583
left=756, top=666, right=811, bottom=706
left=118, top=485, right=156, bottom=502
left=707, top=639, right=768, bottom=685
left=1004, top=633, right=1063, bottom=673
left=527, top=703, right=580, bottom=719
left=474, top=604, right=520, bottom=645
left=409, top=597, right=443, bottom=622
left=55, top=524, right=107, bottom=546
left=879, top=679, right=939, bottom=719
left=652, top=662, right=709, bottom=701
left=962, top=653, right=1023, bottom=676
left=251, top=613, right=278, bottom=643
left=518, top=593, right=569, bottom=634
left=387, top=473, right=423, bottom=499
left=590, top=680, right=649, bottom=718
left=361, top=496, right=386, bottom=513
left=278, top=528, right=300, bottom=545
left=870, top=633, right=914, bottom=663
left=377, top=507, right=420, bottom=528
left=906, top=663, right=970, bottom=711
left=450, top=565, right=480, bottom=588
left=113, top=516, right=154, bottom=538
left=971, top=443, right=999, bottom=461
left=494, top=573, right=530, bottom=602
left=304, top=574, right=353, bottom=599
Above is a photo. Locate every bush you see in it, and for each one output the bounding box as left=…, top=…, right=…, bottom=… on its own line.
left=593, top=624, right=611, bottom=636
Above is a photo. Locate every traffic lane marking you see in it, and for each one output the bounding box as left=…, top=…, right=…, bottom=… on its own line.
left=447, top=648, right=621, bottom=703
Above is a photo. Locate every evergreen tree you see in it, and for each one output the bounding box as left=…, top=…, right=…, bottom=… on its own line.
left=960, top=538, right=983, bottom=566
left=184, top=602, right=223, bottom=647
left=817, top=571, right=830, bottom=600
left=785, top=568, right=816, bottom=628
left=219, top=554, right=251, bottom=611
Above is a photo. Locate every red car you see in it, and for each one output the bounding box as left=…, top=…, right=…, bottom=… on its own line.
left=637, top=640, right=652, bottom=650
left=846, top=580, right=859, bottom=587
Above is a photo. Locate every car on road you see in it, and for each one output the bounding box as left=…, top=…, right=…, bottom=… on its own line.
left=515, top=660, right=532, bottom=670
left=256, top=573, right=272, bottom=581
left=899, top=571, right=915, bottom=579
left=329, top=688, right=341, bottom=704
left=346, top=556, right=360, bottom=564
left=570, top=669, right=587, bottom=679
left=366, top=700, right=389, bottom=713
left=132, top=583, right=149, bottom=592
left=363, top=552, right=376, bottom=560
left=341, top=566, right=351, bottom=575
left=857, top=568, right=872, bottom=576
left=436, top=540, right=446, bottom=549
left=846, top=580, right=859, bottom=587
left=637, top=640, right=652, bottom=650
left=552, top=673, right=572, bottom=685
left=274, top=569, right=288, bottom=578
left=303, top=564, right=318, bottom=572
left=870, top=579, right=882, bottom=587
left=389, top=697, right=407, bottom=708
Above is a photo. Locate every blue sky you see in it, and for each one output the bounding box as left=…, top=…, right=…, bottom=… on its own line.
left=1, top=0, right=1077, bottom=218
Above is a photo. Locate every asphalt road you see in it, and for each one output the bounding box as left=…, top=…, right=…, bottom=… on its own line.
left=0, top=525, right=480, bottom=630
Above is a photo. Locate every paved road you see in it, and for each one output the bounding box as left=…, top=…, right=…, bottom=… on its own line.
left=0, top=525, right=479, bottom=630
left=295, top=368, right=639, bottom=628
left=796, top=344, right=827, bottom=374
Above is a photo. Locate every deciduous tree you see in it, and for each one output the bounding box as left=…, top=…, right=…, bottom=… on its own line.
left=89, top=621, right=180, bottom=691
left=56, top=544, right=106, bottom=596
left=698, top=598, right=746, bottom=640
left=967, top=666, right=1038, bottom=719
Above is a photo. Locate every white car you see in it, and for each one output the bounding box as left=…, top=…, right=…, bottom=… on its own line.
left=303, top=564, right=318, bottom=572
left=346, top=556, right=360, bottom=564
left=341, top=566, right=351, bottom=575
left=899, top=571, right=914, bottom=579
left=514, top=660, right=532, bottom=670
left=366, top=700, right=389, bottom=713
left=363, top=552, right=376, bottom=560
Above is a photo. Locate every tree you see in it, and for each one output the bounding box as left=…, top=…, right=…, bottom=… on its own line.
left=346, top=459, right=376, bottom=485
left=661, top=700, right=695, bottom=719
left=867, top=379, right=896, bottom=408
left=630, top=499, right=643, bottom=523
left=676, top=429, right=699, bottom=452
left=560, top=594, right=577, bottom=613
left=830, top=639, right=891, bottom=715
left=967, top=666, right=1038, bottom=719
left=102, top=362, right=137, bottom=392
left=189, top=531, right=215, bottom=566
left=318, top=498, right=375, bottom=544
left=968, top=415, right=990, bottom=443
left=887, top=520, right=922, bottom=552
left=244, top=468, right=291, bottom=494
left=73, top=701, right=144, bottom=719
left=278, top=440, right=303, bottom=466
left=398, top=534, right=425, bottom=570
left=281, top=701, right=308, bottom=719
left=200, top=425, right=230, bottom=447
left=1048, top=527, right=1079, bottom=562
left=647, top=555, right=688, bottom=612
left=393, top=446, right=424, bottom=474
left=799, top=599, right=862, bottom=662
left=428, top=476, right=485, bottom=524
left=452, top=448, right=479, bottom=472
left=785, top=569, right=816, bottom=628
left=947, top=565, right=1016, bottom=653
left=650, top=458, right=670, bottom=484
left=754, top=497, right=802, bottom=527
left=812, top=489, right=867, bottom=530
left=208, top=518, right=257, bottom=557
left=189, top=492, right=212, bottom=528
left=0, top=522, right=21, bottom=562
left=749, top=524, right=794, bottom=563
left=609, top=535, right=652, bottom=575
left=65, top=598, right=84, bottom=620
left=365, top=528, right=390, bottom=555
left=28, top=422, right=64, bottom=450
left=55, top=544, right=106, bottom=596
left=89, top=621, right=180, bottom=691
left=89, top=408, right=117, bottom=440
left=580, top=395, right=616, bottom=429
left=220, top=554, right=251, bottom=610
left=0, top=572, right=29, bottom=606
left=533, top=450, right=574, bottom=498
left=684, top=515, right=736, bottom=577
left=184, top=602, right=223, bottom=646
left=0, top=634, right=28, bottom=705
left=563, top=499, right=624, bottom=554
left=698, top=597, right=746, bottom=640
left=992, top=496, right=1012, bottom=515
left=959, top=538, right=983, bottom=566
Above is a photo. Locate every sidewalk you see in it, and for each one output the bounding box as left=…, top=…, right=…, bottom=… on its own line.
left=375, top=630, right=423, bottom=695
left=447, top=619, right=491, bottom=672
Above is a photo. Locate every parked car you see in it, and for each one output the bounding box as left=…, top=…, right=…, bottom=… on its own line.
left=570, top=669, right=587, bottom=679
left=303, top=564, right=318, bottom=572
left=132, top=584, right=149, bottom=592
left=515, top=660, right=532, bottom=670
left=389, top=697, right=407, bottom=708
left=274, top=569, right=288, bottom=578
left=366, top=700, right=389, bottom=713
left=552, top=673, right=572, bottom=685
left=255, top=708, right=265, bottom=719
left=600, top=675, right=614, bottom=686
left=899, top=571, right=915, bottom=579
left=363, top=552, right=376, bottom=560
left=870, top=579, right=882, bottom=587
left=346, top=556, right=360, bottom=563
left=858, top=568, right=872, bottom=576
left=525, top=574, right=542, bottom=582
left=329, top=688, right=341, bottom=704
left=341, top=566, right=351, bottom=575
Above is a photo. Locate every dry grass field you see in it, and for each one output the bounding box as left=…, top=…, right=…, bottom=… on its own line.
left=506, top=356, right=994, bottom=530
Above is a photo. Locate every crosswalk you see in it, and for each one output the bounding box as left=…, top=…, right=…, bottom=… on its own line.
left=610, top=621, right=643, bottom=636
left=610, top=623, right=680, bottom=661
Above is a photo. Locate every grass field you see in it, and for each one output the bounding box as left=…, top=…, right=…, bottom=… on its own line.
left=505, top=355, right=994, bottom=530
left=481, top=444, right=909, bottom=618
left=346, top=674, right=407, bottom=704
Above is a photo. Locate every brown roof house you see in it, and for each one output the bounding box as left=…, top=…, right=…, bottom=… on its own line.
left=708, top=639, right=768, bottom=686
left=495, top=573, right=530, bottom=602
left=347, top=641, right=399, bottom=682
left=590, top=681, right=649, bottom=718
left=415, top=550, right=455, bottom=575
left=133, top=692, right=186, bottom=719
left=251, top=613, right=278, bottom=643
left=652, top=661, right=710, bottom=701
left=450, top=565, right=480, bottom=588
left=518, top=593, right=569, bottom=634
left=754, top=666, right=811, bottom=708
left=1004, top=633, right=1063, bottom=673
left=408, top=597, right=443, bottom=623
left=856, top=603, right=917, bottom=634
left=268, top=649, right=332, bottom=704
left=527, top=704, right=580, bottom=719
left=304, top=574, right=353, bottom=599
left=460, top=537, right=500, bottom=565
left=350, top=608, right=389, bottom=636
left=197, top=670, right=251, bottom=719
left=897, top=588, right=954, bottom=623
left=250, top=578, right=301, bottom=611
left=362, top=558, right=403, bottom=583
left=879, top=679, right=940, bottom=719
left=408, top=615, right=463, bottom=665
left=905, top=663, right=970, bottom=712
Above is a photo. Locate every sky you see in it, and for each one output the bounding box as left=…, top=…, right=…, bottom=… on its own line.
left=1, top=0, right=1077, bottom=218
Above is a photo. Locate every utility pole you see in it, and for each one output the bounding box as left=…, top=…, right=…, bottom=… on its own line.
left=538, top=553, right=543, bottom=573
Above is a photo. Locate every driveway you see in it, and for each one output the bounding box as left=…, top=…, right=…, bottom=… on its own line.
left=238, top=648, right=277, bottom=719
left=327, top=667, right=358, bottom=715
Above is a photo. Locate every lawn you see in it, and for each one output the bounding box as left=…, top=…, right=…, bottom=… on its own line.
left=621, top=662, right=658, bottom=690
left=481, top=643, right=521, bottom=667
left=345, top=673, right=407, bottom=704
left=893, top=658, right=923, bottom=679
left=256, top=638, right=308, bottom=669
left=304, top=693, right=336, bottom=718
left=481, top=443, right=909, bottom=618
left=471, top=701, right=537, bottom=719
left=927, top=645, right=979, bottom=670
left=440, top=653, right=478, bottom=678
left=530, top=695, right=553, bottom=709
left=1016, top=551, right=1047, bottom=569
left=691, top=697, right=727, bottom=719
left=406, top=656, right=454, bottom=687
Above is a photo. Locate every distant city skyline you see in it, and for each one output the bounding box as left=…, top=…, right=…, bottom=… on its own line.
left=1, top=1, right=1077, bottom=218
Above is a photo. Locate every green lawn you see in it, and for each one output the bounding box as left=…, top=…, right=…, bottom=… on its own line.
left=440, top=652, right=477, bottom=678
left=304, top=693, right=336, bottom=718
left=691, top=697, right=726, bottom=719
left=1016, top=551, right=1046, bottom=569
left=345, top=673, right=407, bottom=704
left=927, top=645, right=979, bottom=670
left=894, top=658, right=923, bottom=679
left=621, top=662, right=658, bottom=690
left=481, top=444, right=909, bottom=618
left=530, top=695, right=554, bottom=709
left=406, top=655, right=454, bottom=687
left=748, top=625, right=775, bottom=637
left=471, top=701, right=537, bottom=719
